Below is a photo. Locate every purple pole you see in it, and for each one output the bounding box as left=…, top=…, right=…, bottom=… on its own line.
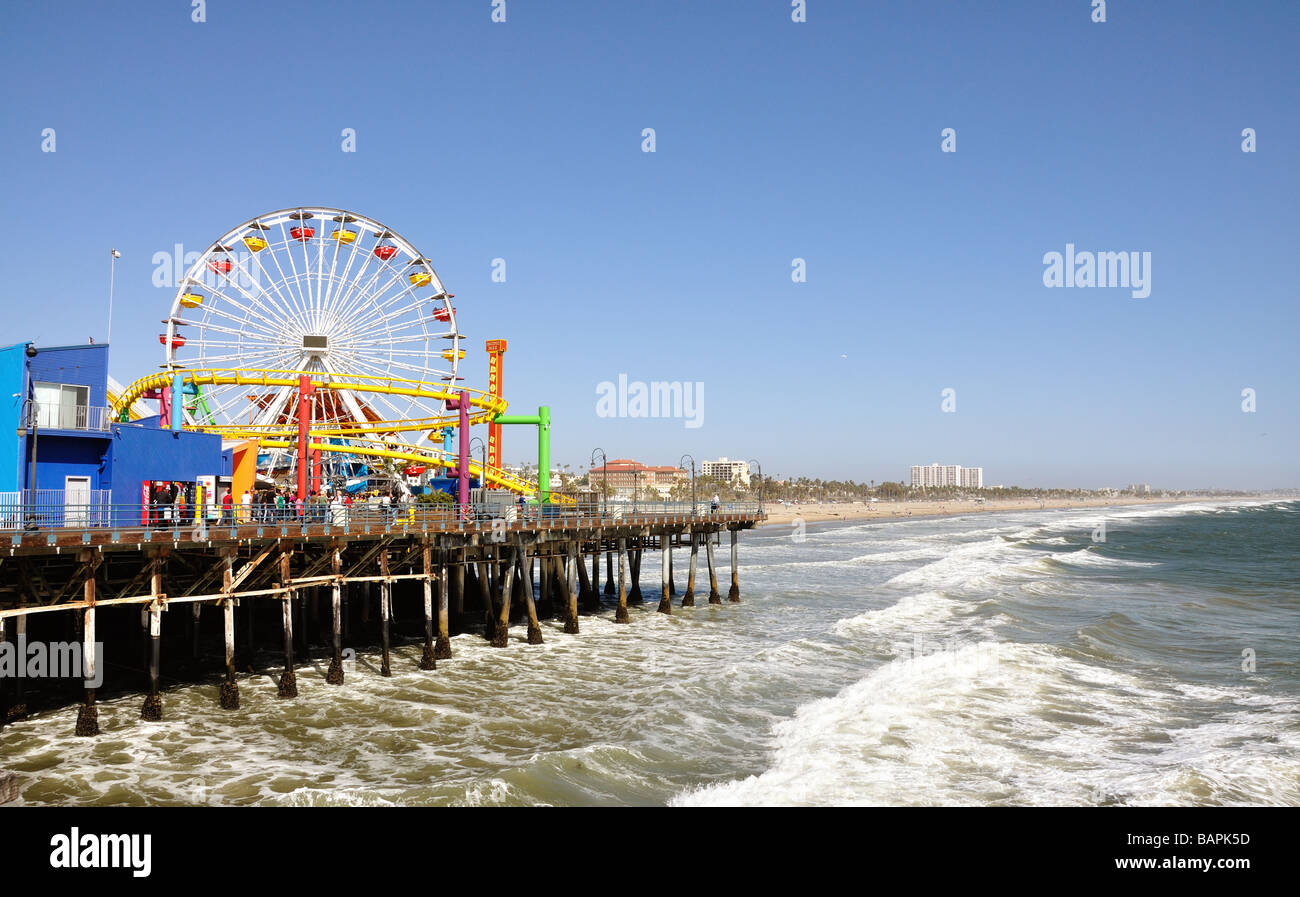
left=457, top=390, right=470, bottom=512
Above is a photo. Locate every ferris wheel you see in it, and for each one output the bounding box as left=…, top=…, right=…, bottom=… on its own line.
left=161, top=207, right=462, bottom=445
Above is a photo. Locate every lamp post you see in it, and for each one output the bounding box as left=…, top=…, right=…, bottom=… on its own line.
left=107, top=249, right=120, bottom=346
left=590, top=448, right=607, bottom=518
left=747, top=458, right=763, bottom=513
left=679, top=453, right=696, bottom=519
left=633, top=468, right=640, bottom=514
left=470, top=436, right=487, bottom=517
left=469, top=436, right=487, bottom=480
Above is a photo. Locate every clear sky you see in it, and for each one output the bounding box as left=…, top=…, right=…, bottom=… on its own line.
left=1, top=1, right=1295, bottom=489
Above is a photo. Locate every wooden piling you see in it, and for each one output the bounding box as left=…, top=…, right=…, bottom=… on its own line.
left=74, top=551, right=99, bottom=736
left=657, top=536, right=672, bottom=614
left=477, top=559, right=495, bottom=639
left=521, top=542, right=543, bottom=644
left=9, top=607, right=25, bottom=721
left=491, top=545, right=517, bottom=647
left=683, top=531, right=698, bottom=607
left=141, top=549, right=165, bottom=719
left=452, top=560, right=465, bottom=617
left=605, top=550, right=616, bottom=595
left=563, top=543, right=580, bottom=633
left=0, top=619, right=7, bottom=728
left=420, top=543, right=437, bottom=670
left=326, top=548, right=344, bottom=684
left=705, top=532, right=722, bottom=604
left=379, top=550, right=392, bottom=677
left=436, top=548, right=452, bottom=658
left=220, top=548, right=241, bottom=707
left=727, top=528, right=740, bottom=602
left=277, top=549, right=298, bottom=697
left=615, top=538, right=630, bottom=624
left=668, top=541, right=676, bottom=595
left=628, top=545, right=643, bottom=604
left=577, top=539, right=595, bottom=612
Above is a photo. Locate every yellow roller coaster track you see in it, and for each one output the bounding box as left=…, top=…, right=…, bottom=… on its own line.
left=112, top=369, right=508, bottom=420
left=113, top=368, right=570, bottom=501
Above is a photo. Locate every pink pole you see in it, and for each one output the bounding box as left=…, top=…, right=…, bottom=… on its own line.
left=457, top=390, right=470, bottom=512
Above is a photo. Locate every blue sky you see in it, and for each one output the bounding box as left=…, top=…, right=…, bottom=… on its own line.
left=1, top=0, right=1296, bottom=489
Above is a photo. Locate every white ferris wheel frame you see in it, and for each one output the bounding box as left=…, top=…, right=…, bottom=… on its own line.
left=163, top=207, right=462, bottom=447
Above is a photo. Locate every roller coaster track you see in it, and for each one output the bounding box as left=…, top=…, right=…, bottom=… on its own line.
left=112, top=369, right=567, bottom=501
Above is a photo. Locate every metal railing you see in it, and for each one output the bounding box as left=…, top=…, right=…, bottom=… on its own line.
left=0, top=498, right=765, bottom=536
left=29, top=402, right=113, bottom=432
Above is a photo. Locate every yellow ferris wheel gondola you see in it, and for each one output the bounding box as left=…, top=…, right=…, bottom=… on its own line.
left=408, top=257, right=433, bottom=287
left=242, top=220, right=271, bottom=252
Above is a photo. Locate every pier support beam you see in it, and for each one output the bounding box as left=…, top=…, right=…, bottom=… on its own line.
left=521, top=543, right=543, bottom=644
left=277, top=549, right=298, bottom=698
left=577, top=540, right=595, bottom=612
left=326, top=548, right=344, bottom=684
left=605, top=550, right=616, bottom=595
left=706, top=532, right=721, bottom=604
left=727, top=529, right=740, bottom=602
left=420, top=544, right=437, bottom=670
left=220, top=548, right=241, bottom=708
left=453, top=560, right=465, bottom=618
left=141, top=550, right=165, bottom=719
left=491, top=545, right=517, bottom=647
left=628, top=546, right=643, bottom=605
left=477, top=559, right=495, bottom=640
left=683, top=532, right=698, bottom=607
left=9, top=609, right=25, bottom=721
left=668, top=542, right=676, bottom=596
left=436, top=550, right=452, bottom=659
left=615, top=538, right=630, bottom=624
left=657, top=537, right=672, bottom=614
left=563, top=543, right=580, bottom=633
left=379, top=551, right=392, bottom=677
left=0, top=619, right=7, bottom=728
left=75, top=551, right=100, bottom=736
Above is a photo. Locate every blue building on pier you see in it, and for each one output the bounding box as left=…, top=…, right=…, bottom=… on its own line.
left=0, top=341, right=228, bottom=527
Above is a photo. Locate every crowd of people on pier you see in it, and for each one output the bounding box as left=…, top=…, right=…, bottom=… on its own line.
left=148, top=485, right=414, bottom=529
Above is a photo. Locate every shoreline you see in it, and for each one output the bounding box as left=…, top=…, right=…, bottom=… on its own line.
left=754, top=495, right=1273, bottom=528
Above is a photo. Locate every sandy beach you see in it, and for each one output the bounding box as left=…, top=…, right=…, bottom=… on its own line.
left=756, top=496, right=1218, bottom=528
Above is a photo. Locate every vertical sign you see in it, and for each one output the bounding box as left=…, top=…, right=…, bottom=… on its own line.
left=485, top=339, right=507, bottom=473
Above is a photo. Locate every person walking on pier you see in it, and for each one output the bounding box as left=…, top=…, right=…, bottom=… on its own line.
left=711, top=493, right=720, bottom=513
left=221, top=490, right=233, bottom=526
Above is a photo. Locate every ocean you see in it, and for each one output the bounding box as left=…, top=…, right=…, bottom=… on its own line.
left=3, top=499, right=1296, bottom=806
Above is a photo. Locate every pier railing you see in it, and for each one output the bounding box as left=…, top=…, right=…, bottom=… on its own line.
left=0, top=498, right=764, bottom=539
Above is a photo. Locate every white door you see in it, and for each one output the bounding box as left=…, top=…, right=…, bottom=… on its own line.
left=65, top=476, right=91, bottom=527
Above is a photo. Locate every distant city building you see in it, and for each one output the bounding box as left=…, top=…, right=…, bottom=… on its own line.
left=911, top=463, right=983, bottom=489
left=701, top=457, right=750, bottom=487
left=589, top=458, right=686, bottom=496
left=1126, top=483, right=1151, bottom=494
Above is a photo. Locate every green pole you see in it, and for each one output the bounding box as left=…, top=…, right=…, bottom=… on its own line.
left=492, top=406, right=552, bottom=504
left=537, top=406, right=550, bottom=504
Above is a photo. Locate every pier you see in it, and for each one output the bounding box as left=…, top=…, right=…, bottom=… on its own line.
left=0, top=501, right=763, bottom=736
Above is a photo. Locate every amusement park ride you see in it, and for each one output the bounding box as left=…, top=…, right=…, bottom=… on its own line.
left=110, top=207, right=558, bottom=506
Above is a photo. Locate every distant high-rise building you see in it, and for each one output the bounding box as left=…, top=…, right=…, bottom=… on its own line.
left=910, top=463, right=983, bottom=489
left=701, top=457, right=751, bottom=486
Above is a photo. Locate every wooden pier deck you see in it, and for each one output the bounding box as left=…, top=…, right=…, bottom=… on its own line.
left=0, top=503, right=764, bottom=736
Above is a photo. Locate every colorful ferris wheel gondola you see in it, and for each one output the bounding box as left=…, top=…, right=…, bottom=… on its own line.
left=207, top=245, right=234, bottom=275
left=373, top=230, right=399, bottom=261
left=288, top=210, right=315, bottom=242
